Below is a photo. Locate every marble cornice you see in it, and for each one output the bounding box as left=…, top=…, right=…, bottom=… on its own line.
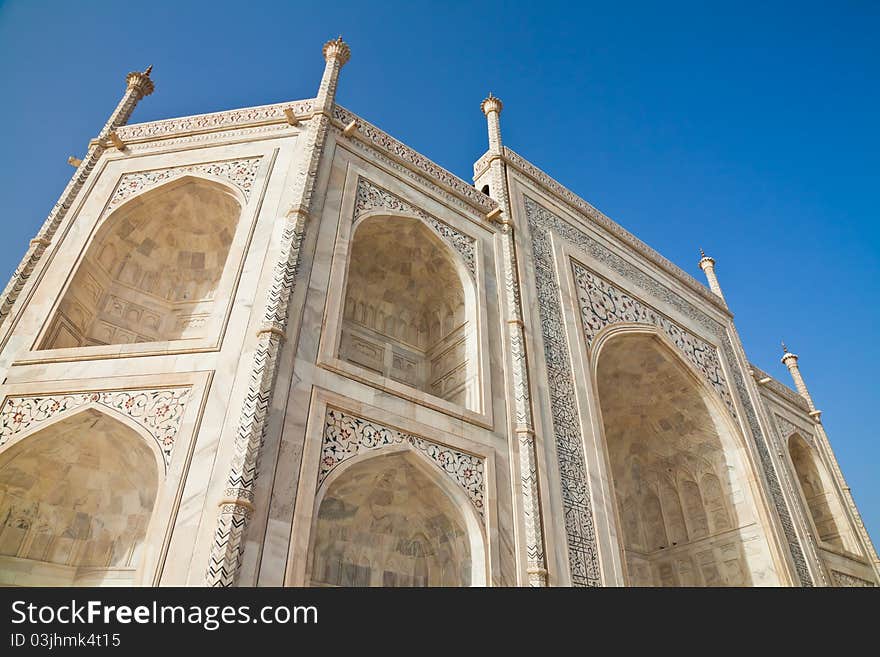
left=331, top=105, right=498, bottom=215
left=114, top=99, right=499, bottom=217
left=114, top=98, right=317, bottom=143
left=485, top=146, right=732, bottom=317
left=750, top=363, right=811, bottom=412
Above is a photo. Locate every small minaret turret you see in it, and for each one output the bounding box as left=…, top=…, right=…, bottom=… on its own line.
left=98, top=65, right=155, bottom=138
left=781, top=341, right=822, bottom=421
left=481, top=92, right=504, bottom=154
left=698, top=248, right=726, bottom=302
left=0, top=65, right=155, bottom=331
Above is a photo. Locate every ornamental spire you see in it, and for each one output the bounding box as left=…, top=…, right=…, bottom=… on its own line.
left=480, top=92, right=504, bottom=154
left=780, top=341, right=821, bottom=420
left=697, top=248, right=725, bottom=302
left=322, top=35, right=351, bottom=66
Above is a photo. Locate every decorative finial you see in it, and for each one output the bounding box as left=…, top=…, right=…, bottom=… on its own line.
left=125, top=65, right=155, bottom=97
left=322, top=35, right=351, bottom=65
left=480, top=92, right=504, bottom=116
left=698, top=247, right=715, bottom=269
left=780, top=340, right=799, bottom=364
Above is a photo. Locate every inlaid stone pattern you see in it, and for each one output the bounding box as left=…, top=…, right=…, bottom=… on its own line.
left=720, top=333, right=813, bottom=586
left=526, top=200, right=601, bottom=586
left=572, top=262, right=736, bottom=418
left=354, top=178, right=476, bottom=277
left=0, top=388, right=191, bottom=469
left=106, top=158, right=263, bottom=212
left=319, top=408, right=485, bottom=518
left=831, top=570, right=875, bottom=587
left=524, top=194, right=812, bottom=587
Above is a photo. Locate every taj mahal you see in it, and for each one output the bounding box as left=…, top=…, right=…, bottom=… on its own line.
left=0, top=37, right=875, bottom=587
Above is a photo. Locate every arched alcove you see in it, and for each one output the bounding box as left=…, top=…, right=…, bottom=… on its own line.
left=40, top=177, right=242, bottom=349
left=788, top=434, right=857, bottom=553
left=595, top=332, right=778, bottom=586
left=0, top=408, right=159, bottom=586
left=309, top=450, right=479, bottom=587
left=339, top=215, right=478, bottom=410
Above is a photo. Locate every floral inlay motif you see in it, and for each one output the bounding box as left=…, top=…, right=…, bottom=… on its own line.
left=319, top=408, right=485, bottom=518
left=0, top=388, right=191, bottom=469
left=572, top=262, right=736, bottom=417
left=354, top=178, right=476, bottom=277
left=107, top=158, right=263, bottom=212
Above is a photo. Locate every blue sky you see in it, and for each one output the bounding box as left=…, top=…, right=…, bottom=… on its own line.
left=1, top=1, right=878, bottom=547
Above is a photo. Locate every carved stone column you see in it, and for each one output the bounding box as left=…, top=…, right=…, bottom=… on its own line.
left=206, top=37, right=350, bottom=587
left=480, top=94, right=548, bottom=587
left=0, top=67, right=154, bottom=332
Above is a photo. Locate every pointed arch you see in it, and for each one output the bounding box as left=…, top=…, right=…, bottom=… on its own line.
left=0, top=407, right=159, bottom=586
left=0, top=401, right=167, bottom=475
left=593, top=328, right=781, bottom=586
left=309, top=444, right=486, bottom=587
left=40, top=175, right=243, bottom=349
left=339, top=213, right=480, bottom=410
left=788, top=433, right=858, bottom=554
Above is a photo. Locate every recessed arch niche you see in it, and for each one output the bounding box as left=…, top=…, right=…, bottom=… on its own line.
left=595, top=331, right=779, bottom=586
left=0, top=408, right=159, bottom=586
left=40, top=176, right=242, bottom=350
left=308, top=450, right=483, bottom=587
left=339, top=215, right=479, bottom=410
left=788, top=433, right=858, bottom=554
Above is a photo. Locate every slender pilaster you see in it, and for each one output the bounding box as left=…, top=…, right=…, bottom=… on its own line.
left=698, top=248, right=725, bottom=302
left=481, top=94, right=548, bottom=587
left=0, top=67, right=154, bottom=332
left=206, top=38, right=349, bottom=587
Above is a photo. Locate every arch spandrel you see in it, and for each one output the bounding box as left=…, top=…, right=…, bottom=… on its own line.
left=0, top=388, right=190, bottom=471
left=353, top=177, right=476, bottom=277
left=318, top=408, right=485, bottom=520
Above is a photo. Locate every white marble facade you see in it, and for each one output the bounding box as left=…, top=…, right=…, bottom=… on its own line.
left=0, top=39, right=876, bottom=588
